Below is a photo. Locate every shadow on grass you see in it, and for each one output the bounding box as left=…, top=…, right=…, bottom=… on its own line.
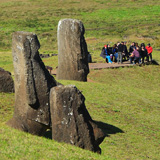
left=93, top=120, right=124, bottom=137
left=151, top=59, right=159, bottom=65
left=44, top=120, right=124, bottom=140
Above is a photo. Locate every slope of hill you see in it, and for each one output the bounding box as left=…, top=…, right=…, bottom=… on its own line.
left=0, top=0, right=160, bottom=52
left=0, top=0, right=160, bottom=159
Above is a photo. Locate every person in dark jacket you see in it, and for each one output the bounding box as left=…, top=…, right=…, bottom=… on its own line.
left=100, top=45, right=108, bottom=59
left=117, top=41, right=124, bottom=64
left=123, top=41, right=128, bottom=61
left=135, top=42, right=139, bottom=48
left=112, top=44, right=118, bottom=62
left=139, top=43, right=148, bottom=63
left=100, top=45, right=112, bottom=63
left=129, top=42, right=135, bottom=55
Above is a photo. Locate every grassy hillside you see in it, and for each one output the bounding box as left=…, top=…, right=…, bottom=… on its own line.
left=0, top=0, right=160, bottom=52
left=0, top=0, right=160, bottom=159
left=1, top=61, right=160, bottom=159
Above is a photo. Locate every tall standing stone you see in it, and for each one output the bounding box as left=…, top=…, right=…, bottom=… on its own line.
left=7, top=31, right=57, bottom=135
left=57, top=19, right=89, bottom=81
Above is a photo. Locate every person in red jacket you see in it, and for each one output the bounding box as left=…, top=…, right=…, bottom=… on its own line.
left=146, top=43, right=153, bottom=62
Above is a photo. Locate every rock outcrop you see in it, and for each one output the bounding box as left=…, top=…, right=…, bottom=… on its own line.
left=0, top=67, right=14, bottom=93
left=57, top=19, right=89, bottom=81
left=7, top=31, right=57, bottom=135
left=50, top=85, right=105, bottom=153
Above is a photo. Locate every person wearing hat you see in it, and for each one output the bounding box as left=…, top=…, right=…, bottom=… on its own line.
left=100, top=45, right=108, bottom=60
left=100, top=45, right=112, bottom=63
left=146, top=43, right=153, bottom=62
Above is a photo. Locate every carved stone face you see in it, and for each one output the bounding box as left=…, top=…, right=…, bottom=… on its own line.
left=8, top=31, right=57, bottom=135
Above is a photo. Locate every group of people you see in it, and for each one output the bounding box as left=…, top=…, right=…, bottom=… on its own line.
left=100, top=41, right=153, bottom=64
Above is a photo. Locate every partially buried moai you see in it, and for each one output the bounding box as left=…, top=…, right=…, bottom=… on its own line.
left=7, top=31, right=57, bottom=135
left=7, top=31, right=105, bottom=154
left=50, top=85, right=105, bottom=153
left=57, top=19, right=89, bottom=81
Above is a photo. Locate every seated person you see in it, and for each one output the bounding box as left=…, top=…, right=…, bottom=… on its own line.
left=100, top=45, right=107, bottom=59
left=130, top=47, right=140, bottom=64
left=100, top=45, right=112, bottom=63
left=129, top=52, right=134, bottom=64
left=112, top=44, right=118, bottom=62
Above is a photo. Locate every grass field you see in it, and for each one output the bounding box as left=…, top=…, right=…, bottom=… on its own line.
left=1, top=57, right=160, bottom=160
left=0, top=0, right=160, bottom=52
left=0, top=0, right=160, bottom=159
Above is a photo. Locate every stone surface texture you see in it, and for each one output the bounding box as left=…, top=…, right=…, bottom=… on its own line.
left=0, top=67, right=14, bottom=93
left=7, top=31, right=57, bottom=135
left=6, top=31, right=105, bottom=153
left=57, top=19, right=89, bottom=81
left=50, top=85, right=105, bottom=153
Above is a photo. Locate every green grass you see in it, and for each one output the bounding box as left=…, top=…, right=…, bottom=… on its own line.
left=0, top=52, right=13, bottom=74
left=0, top=125, right=108, bottom=160
left=0, top=0, right=160, bottom=159
left=1, top=64, right=160, bottom=159
left=0, top=0, right=160, bottom=51
left=1, top=52, right=160, bottom=159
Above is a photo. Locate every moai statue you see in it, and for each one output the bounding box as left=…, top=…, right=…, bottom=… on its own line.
left=7, top=31, right=57, bottom=135
left=0, top=68, right=14, bottom=93
left=50, top=85, right=105, bottom=153
left=7, top=31, right=105, bottom=154
left=57, top=19, right=89, bottom=81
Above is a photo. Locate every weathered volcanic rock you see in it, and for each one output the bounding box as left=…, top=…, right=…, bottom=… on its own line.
left=57, top=19, right=89, bottom=81
left=7, top=31, right=57, bottom=135
left=0, top=68, right=14, bottom=93
left=50, top=85, right=105, bottom=153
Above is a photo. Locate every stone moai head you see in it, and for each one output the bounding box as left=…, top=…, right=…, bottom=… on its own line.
left=50, top=85, right=105, bottom=153
left=7, top=31, right=57, bottom=135
left=57, top=19, right=89, bottom=81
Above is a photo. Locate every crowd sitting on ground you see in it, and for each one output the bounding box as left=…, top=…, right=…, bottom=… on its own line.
left=100, top=41, right=153, bottom=64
